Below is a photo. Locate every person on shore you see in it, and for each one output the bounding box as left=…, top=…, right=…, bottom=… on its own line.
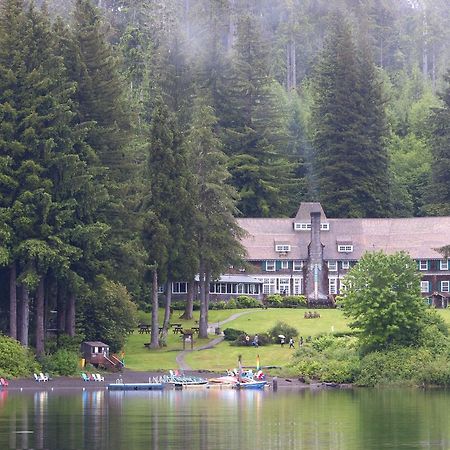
left=252, top=334, right=259, bottom=347
left=280, top=337, right=285, bottom=347
left=300, top=336, right=304, bottom=346
left=289, top=338, right=295, bottom=349
left=245, top=334, right=250, bottom=345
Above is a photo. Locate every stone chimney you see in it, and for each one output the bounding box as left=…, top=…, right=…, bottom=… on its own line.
left=305, top=211, right=328, bottom=304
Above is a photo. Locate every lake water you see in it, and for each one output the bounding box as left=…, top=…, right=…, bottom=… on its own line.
left=1, top=387, right=450, bottom=449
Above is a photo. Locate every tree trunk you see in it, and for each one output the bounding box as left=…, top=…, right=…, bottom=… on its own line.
left=161, top=280, right=172, bottom=343
left=205, top=267, right=211, bottom=327
left=150, top=268, right=160, bottom=349
left=422, top=9, right=428, bottom=78
left=227, top=0, right=236, bottom=52
left=9, top=263, right=17, bottom=340
left=35, top=278, right=45, bottom=356
left=19, top=287, right=30, bottom=347
left=184, top=0, right=190, bottom=38
left=65, top=293, right=75, bottom=337
left=180, top=279, right=194, bottom=320
left=198, top=261, right=208, bottom=338
left=57, top=284, right=65, bottom=333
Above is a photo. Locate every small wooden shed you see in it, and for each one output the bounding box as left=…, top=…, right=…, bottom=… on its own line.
left=81, top=341, right=110, bottom=364
left=429, top=292, right=449, bottom=309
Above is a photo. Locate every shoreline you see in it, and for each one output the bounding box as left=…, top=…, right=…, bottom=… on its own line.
left=3, top=369, right=351, bottom=391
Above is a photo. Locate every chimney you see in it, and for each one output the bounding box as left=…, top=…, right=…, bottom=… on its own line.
left=309, top=211, right=322, bottom=265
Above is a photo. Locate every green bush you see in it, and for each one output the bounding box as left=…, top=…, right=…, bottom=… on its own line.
left=356, top=347, right=434, bottom=386
left=266, top=295, right=307, bottom=308
left=0, top=334, right=39, bottom=378
left=226, top=298, right=237, bottom=309
left=41, top=349, right=79, bottom=376
left=415, top=356, right=450, bottom=386
left=231, top=332, right=271, bottom=346
left=268, top=321, right=299, bottom=342
left=45, top=334, right=84, bottom=355
left=223, top=328, right=246, bottom=341
left=235, top=295, right=261, bottom=308
left=210, top=301, right=228, bottom=310
left=311, top=334, right=336, bottom=352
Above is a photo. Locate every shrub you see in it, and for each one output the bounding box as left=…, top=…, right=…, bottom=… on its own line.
left=311, top=334, right=336, bottom=352
left=41, top=349, right=79, bottom=376
left=223, top=328, right=246, bottom=341
left=232, top=332, right=271, bottom=346
left=356, top=347, right=433, bottom=386
left=210, top=301, right=228, bottom=310
left=227, top=298, right=237, bottom=309
left=0, top=334, right=39, bottom=378
left=268, top=321, right=299, bottom=342
left=234, top=295, right=261, bottom=308
left=266, top=295, right=307, bottom=308
left=45, top=334, right=84, bottom=355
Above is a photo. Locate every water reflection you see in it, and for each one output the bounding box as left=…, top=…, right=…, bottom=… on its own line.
left=1, top=388, right=450, bottom=449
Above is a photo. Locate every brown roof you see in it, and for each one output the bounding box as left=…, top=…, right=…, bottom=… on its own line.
left=294, top=202, right=327, bottom=221
left=238, top=215, right=450, bottom=261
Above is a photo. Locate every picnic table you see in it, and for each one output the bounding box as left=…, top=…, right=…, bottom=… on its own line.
left=172, top=325, right=183, bottom=334
left=191, top=326, right=200, bottom=333
left=138, top=324, right=151, bottom=334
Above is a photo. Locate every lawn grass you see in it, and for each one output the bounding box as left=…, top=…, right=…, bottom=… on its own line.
left=124, top=308, right=350, bottom=371
left=124, top=308, right=450, bottom=372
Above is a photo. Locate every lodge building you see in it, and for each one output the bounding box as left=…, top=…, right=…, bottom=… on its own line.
left=167, top=202, right=450, bottom=306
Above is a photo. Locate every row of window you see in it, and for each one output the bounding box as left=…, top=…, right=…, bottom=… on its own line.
left=421, top=280, right=450, bottom=293
left=274, top=243, right=354, bottom=253
left=294, top=222, right=330, bottom=231
left=419, top=260, right=450, bottom=271
left=264, top=260, right=352, bottom=271
left=167, top=279, right=450, bottom=296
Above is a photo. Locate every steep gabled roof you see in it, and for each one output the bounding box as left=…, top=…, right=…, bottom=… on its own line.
left=294, top=202, right=327, bottom=221
left=237, top=203, right=450, bottom=261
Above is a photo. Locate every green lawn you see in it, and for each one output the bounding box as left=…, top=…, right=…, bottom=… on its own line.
left=124, top=308, right=450, bottom=372
left=124, top=308, right=350, bottom=371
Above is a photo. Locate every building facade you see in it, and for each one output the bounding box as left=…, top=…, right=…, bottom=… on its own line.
left=165, top=202, right=450, bottom=305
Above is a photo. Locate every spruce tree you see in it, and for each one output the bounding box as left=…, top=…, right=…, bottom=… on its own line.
left=426, top=70, right=450, bottom=215
left=311, top=16, right=389, bottom=218
left=184, top=96, right=245, bottom=337
left=222, top=13, right=294, bottom=217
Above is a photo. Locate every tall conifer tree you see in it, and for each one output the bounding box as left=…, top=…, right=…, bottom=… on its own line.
left=311, top=16, right=389, bottom=218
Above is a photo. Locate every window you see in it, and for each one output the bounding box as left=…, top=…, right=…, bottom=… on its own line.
left=261, top=278, right=276, bottom=295
left=279, top=278, right=290, bottom=295
left=280, top=261, right=289, bottom=269
left=172, top=282, right=188, bottom=294
left=328, top=261, right=337, bottom=271
left=294, top=222, right=311, bottom=231
left=293, top=261, right=303, bottom=271
left=294, top=222, right=329, bottom=231
left=338, top=245, right=353, bottom=253
left=275, top=244, right=291, bottom=252
left=293, top=278, right=303, bottom=295
left=442, top=281, right=450, bottom=293
left=329, top=278, right=338, bottom=295
left=158, top=285, right=165, bottom=293
left=419, top=260, right=428, bottom=271
left=341, top=261, right=350, bottom=270
left=265, top=261, right=275, bottom=271
left=420, top=281, right=430, bottom=293
left=440, top=260, right=449, bottom=271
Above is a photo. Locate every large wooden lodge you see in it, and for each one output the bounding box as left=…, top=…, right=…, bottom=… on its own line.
left=165, top=203, right=450, bottom=306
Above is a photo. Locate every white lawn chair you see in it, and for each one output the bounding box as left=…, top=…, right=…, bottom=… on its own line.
left=39, top=373, right=49, bottom=382
left=34, top=373, right=41, bottom=382
left=94, top=373, right=105, bottom=382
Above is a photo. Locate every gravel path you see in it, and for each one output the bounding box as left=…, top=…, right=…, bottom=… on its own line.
left=176, top=310, right=263, bottom=370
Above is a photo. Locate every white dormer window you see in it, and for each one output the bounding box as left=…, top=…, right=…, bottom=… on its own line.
left=338, top=245, right=353, bottom=253
left=294, top=222, right=311, bottom=231
left=328, top=261, right=337, bottom=271
left=293, top=261, right=303, bottom=271
left=440, top=260, right=449, bottom=271
left=266, top=261, right=276, bottom=271
left=294, top=222, right=329, bottom=231
left=280, top=261, right=289, bottom=269
left=419, top=260, right=428, bottom=271
left=275, top=244, right=291, bottom=253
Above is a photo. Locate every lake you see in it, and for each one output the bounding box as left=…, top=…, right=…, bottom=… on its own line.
left=0, top=387, right=449, bottom=449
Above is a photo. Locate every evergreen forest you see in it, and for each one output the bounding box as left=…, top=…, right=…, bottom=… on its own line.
left=1, top=0, right=450, bottom=354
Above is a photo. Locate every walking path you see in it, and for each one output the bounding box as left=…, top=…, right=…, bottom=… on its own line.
left=176, top=310, right=263, bottom=370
